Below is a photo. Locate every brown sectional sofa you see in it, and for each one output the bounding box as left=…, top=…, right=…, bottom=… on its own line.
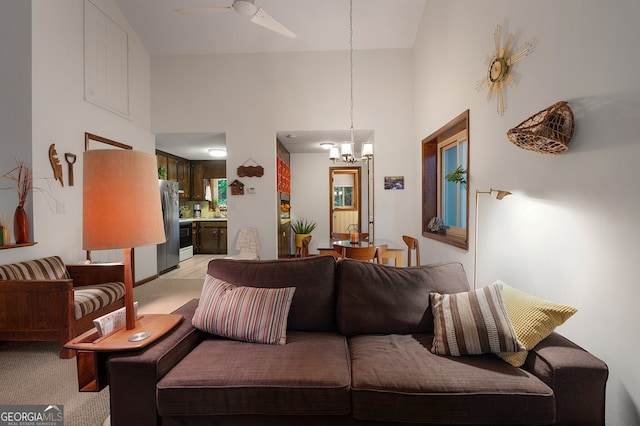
left=107, top=256, right=608, bottom=425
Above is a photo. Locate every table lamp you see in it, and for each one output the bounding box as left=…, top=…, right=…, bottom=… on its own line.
left=83, top=149, right=166, bottom=341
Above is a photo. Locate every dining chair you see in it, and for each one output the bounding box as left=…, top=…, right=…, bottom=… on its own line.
left=402, top=235, right=421, bottom=266
left=332, top=243, right=345, bottom=259
left=295, top=235, right=312, bottom=258
left=376, top=244, right=388, bottom=264
left=337, top=244, right=380, bottom=263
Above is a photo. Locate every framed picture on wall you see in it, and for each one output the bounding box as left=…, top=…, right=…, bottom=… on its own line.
left=384, top=176, right=404, bottom=190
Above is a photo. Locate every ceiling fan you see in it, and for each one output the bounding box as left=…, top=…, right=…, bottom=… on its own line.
left=176, top=0, right=297, bottom=38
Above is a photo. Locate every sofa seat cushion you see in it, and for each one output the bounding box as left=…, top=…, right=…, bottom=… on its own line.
left=73, top=282, right=125, bottom=319
left=349, top=334, right=555, bottom=425
left=156, top=331, right=351, bottom=416
left=0, top=256, right=69, bottom=280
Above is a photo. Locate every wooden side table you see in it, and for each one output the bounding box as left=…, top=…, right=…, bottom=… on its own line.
left=65, top=314, right=183, bottom=391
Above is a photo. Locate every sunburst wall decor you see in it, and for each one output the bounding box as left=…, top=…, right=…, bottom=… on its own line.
left=476, top=24, right=537, bottom=115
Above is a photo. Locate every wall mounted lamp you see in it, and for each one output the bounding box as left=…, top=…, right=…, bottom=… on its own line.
left=473, top=188, right=512, bottom=289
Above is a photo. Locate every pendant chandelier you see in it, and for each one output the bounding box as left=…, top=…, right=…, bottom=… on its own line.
left=329, top=0, right=373, bottom=164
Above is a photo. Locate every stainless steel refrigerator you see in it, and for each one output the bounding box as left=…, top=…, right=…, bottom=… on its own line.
left=157, top=180, right=180, bottom=274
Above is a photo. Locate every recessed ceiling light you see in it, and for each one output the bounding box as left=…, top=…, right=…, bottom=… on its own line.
left=320, top=142, right=334, bottom=149
left=208, top=148, right=226, bottom=158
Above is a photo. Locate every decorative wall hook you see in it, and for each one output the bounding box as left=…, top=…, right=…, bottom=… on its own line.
left=507, top=101, right=574, bottom=154
left=65, top=153, right=77, bottom=186
left=48, top=144, right=64, bottom=187
left=229, top=179, right=245, bottom=195
left=237, top=158, right=264, bottom=177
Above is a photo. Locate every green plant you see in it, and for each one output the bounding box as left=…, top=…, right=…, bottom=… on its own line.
left=290, top=218, right=317, bottom=234
left=445, top=166, right=467, bottom=189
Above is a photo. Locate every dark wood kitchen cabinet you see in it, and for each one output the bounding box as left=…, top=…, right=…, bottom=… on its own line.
left=156, top=152, right=168, bottom=178
left=278, top=220, right=292, bottom=259
left=158, top=153, right=225, bottom=201
left=166, top=156, right=178, bottom=181
left=191, top=162, right=204, bottom=200
left=177, top=158, right=190, bottom=199
left=191, top=160, right=226, bottom=200
left=195, top=221, right=227, bottom=254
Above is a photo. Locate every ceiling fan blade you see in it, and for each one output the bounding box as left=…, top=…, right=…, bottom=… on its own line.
left=250, top=7, right=297, bottom=38
left=175, top=6, right=231, bottom=15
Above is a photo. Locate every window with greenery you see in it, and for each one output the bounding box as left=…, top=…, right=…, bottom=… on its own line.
left=213, top=178, right=227, bottom=207
left=440, top=131, right=468, bottom=238
left=334, top=185, right=354, bottom=208
left=332, top=169, right=358, bottom=210
left=422, top=110, right=470, bottom=250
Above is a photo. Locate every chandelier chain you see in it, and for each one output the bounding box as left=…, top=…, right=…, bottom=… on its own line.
left=349, top=0, right=354, bottom=144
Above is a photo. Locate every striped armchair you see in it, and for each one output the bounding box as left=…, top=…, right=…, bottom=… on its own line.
left=0, top=256, right=125, bottom=358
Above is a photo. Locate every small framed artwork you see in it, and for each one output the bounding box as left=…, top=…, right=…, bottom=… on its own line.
left=384, top=176, right=404, bottom=190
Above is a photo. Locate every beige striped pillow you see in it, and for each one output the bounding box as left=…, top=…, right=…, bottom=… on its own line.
left=430, top=283, right=525, bottom=356
left=193, top=274, right=295, bottom=345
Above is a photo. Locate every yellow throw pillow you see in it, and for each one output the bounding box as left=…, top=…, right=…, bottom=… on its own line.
left=496, top=280, right=577, bottom=367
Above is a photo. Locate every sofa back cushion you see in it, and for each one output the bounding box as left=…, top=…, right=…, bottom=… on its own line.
left=0, top=256, right=70, bottom=280
left=337, top=260, right=470, bottom=335
left=207, top=256, right=337, bottom=331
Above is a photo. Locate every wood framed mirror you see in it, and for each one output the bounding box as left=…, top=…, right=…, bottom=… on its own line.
left=85, top=132, right=132, bottom=151
left=330, top=166, right=362, bottom=235
left=422, top=110, right=470, bottom=250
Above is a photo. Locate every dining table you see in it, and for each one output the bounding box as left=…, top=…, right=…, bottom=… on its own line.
left=317, top=238, right=404, bottom=267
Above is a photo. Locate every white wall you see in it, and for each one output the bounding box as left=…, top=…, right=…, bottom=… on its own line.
left=2, top=0, right=156, bottom=281
left=0, top=1, right=32, bottom=242
left=413, top=1, right=640, bottom=423
left=151, top=48, right=416, bottom=258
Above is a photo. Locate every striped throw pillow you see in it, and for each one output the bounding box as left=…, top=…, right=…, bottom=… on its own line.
left=192, top=275, right=295, bottom=345
left=431, top=283, right=525, bottom=356
left=496, top=281, right=577, bottom=367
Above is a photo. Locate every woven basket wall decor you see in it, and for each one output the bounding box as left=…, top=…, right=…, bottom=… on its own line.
left=507, top=101, right=574, bottom=154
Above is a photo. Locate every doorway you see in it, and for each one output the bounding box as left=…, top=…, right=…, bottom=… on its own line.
left=330, top=167, right=362, bottom=235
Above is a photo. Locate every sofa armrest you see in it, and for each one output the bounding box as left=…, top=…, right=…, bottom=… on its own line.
left=67, top=263, right=125, bottom=287
left=107, top=299, right=204, bottom=426
left=523, top=332, right=608, bottom=425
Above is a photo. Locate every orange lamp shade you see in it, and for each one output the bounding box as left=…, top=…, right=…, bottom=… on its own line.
left=83, top=150, right=166, bottom=250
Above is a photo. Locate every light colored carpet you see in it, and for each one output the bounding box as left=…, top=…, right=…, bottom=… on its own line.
left=0, top=274, right=206, bottom=426
left=0, top=340, right=111, bottom=426
left=135, top=278, right=204, bottom=315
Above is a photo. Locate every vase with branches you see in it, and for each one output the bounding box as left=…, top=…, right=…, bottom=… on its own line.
left=2, top=159, right=34, bottom=244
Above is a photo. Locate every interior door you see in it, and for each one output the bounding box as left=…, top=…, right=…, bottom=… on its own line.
left=330, top=167, right=361, bottom=235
